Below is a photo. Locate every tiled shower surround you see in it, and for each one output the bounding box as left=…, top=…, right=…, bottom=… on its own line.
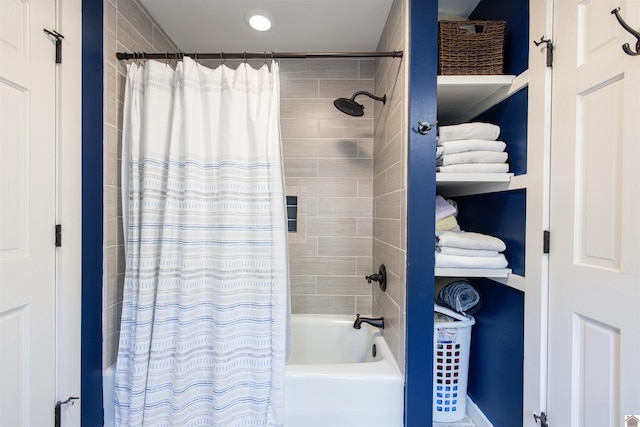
left=103, top=0, right=408, bottom=371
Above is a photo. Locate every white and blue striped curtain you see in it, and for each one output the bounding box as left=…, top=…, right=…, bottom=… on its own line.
left=115, top=57, right=289, bottom=427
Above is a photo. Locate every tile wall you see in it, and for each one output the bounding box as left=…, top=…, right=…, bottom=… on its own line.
left=372, top=0, right=409, bottom=370
left=103, top=0, right=178, bottom=368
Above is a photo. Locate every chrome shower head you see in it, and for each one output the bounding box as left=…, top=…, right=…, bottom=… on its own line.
left=333, top=91, right=386, bottom=117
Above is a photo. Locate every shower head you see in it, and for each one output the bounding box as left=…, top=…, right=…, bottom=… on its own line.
left=333, top=91, right=386, bottom=117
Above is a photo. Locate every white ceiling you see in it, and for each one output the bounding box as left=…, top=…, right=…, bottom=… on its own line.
left=139, top=0, right=396, bottom=53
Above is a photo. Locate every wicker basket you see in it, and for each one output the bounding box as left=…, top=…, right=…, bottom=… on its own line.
left=438, top=20, right=506, bottom=75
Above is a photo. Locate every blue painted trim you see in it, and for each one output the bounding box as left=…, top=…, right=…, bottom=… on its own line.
left=453, top=189, right=527, bottom=276
left=405, top=0, right=438, bottom=425
left=466, top=278, right=524, bottom=427
left=470, top=0, right=530, bottom=75
left=81, top=0, right=104, bottom=425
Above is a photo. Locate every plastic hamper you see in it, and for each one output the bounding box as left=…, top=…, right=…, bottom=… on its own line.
left=433, top=304, right=475, bottom=422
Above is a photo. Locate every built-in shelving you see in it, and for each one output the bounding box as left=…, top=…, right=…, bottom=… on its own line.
left=437, top=75, right=515, bottom=124
left=435, top=267, right=512, bottom=279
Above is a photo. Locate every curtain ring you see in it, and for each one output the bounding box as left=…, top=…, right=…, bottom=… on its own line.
left=243, top=52, right=247, bottom=63
left=264, top=51, right=267, bottom=65
left=220, top=52, right=225, bottom=65
left=165, top=52, right=169, bottom=65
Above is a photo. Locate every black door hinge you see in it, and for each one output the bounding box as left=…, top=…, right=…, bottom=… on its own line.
left=533, top=36, right=553, bottom=67
left=43, top=29, right=64, bottom=64
left=543, top=230, right=550, bottom=254
left=55, top=224, right=62, bottom=247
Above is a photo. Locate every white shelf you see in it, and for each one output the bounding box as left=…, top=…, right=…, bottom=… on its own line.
left=435, top=267, right=512, bottom=278
left=436, top=172, right=514, bottom=196
left=437, top=75, right=515, bottom=124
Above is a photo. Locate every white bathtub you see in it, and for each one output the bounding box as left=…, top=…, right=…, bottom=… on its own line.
left=285, top=314, right=404, bottom=427
left=103, top=314, right=404, bottom=427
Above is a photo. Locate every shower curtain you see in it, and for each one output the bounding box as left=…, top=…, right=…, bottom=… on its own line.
left=115, top=57, right=289, bottom=427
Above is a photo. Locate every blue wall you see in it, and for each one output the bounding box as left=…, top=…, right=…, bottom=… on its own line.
left=82, top=0, right=104, bottom=424
left=473, top=87, right=528, bottom=176
left=470, top=0, right=530, bottom=75
left=466, top=278, right=524, bottom=427
left=405, top=0, right=438, bottom=424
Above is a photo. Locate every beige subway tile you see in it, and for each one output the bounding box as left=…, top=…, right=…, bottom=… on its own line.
left=318, top=79, right=374, bottom=99
left=317, top=197, right=372, bottom=217
left=373, top=239, right=404, bottom=281
left=358, top=139, right=374, bottom=159
left=287, top=236, right=318, bottom=257
left=284, top=158, right=318, bottom=177
left=117, top=0, right=154, bottom=45
left=317, top=276, right=371, bottom=296
left=359, top=59, right=375, bottom=79
left=357, top=217, right=373, bottom=237
left=280, top=118, right=319, bottom=138
left=280, top=60, right=359, bottom=79
left=305, top=198, right=318, bottom=216
left=385, top=161, right=405, bottom=193
left=356, top=296, right=373, bottom=316
left=306, top=217, right=357, bottom=237
left=384, top=218, right=402, bottom=248
left=386, top=102, right=403, bottom=144
left=318, top=118, right=374, bottom=139
left=383, top=269, right=406, bottom=313
left=152, top=26, right=177, bottom=52
left=282, top=139, right=358, bottom=159
left=375, top=190, right=402, bottom=220
left=318, top=237, right=372, bottom=257
left=373, top=173, right=386, bottom=197
left=285, top=177, right=358, bottom=197
left=290, top=275, right=317, bottom=295
left=291, top=295, right=356, bottom=315
left=115, top=25, right=154, bottom=56
left=375, top=132, right=402, bottom=175
left=280, top=99, right=346, bottom=120
left=289, top=256, right=356, bottom=276
left=280, top=79, right=319, bottom=99
left=356, top=256, right=373, bottom=276
left=358, top=178, right=373, bottom=197
left=318, top=158, right=372, bottom=178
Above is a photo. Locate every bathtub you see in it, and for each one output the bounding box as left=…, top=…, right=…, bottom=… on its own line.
left=103, top=314, right=404, bottom=427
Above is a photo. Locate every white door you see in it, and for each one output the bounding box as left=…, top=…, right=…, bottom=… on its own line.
left=548, top=0, right=640, bottom=425
left=0, top=0, right=58, bottom=425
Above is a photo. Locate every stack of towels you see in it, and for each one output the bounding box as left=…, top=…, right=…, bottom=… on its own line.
left=435, top=195, right=460, bottom=232
left=435, top=230, right=508, bottom=269
left=436, top=122, right=509, bottom=173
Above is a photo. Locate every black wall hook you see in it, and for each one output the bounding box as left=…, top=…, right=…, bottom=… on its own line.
left=611, top=7, right=640, bottom=56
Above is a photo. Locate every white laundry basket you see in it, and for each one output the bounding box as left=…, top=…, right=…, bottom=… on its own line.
left=433, top=304, right=475, bottom=422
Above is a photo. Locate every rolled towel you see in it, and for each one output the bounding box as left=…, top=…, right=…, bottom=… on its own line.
left=436, top=246, right=500, bottom=257
left=438, top=122, right=500, bottom=143
left=438, top=139, right=506, bottom=154
left=436, top=146, right=444, bottom=159
left=437, top=163, right=510, bottom=173
left=436, top=230, right=506, bottom=252
left=435, top=252, right=509, bottom=269
left=436, top=279, right=482, bottom=314
left=438, top=151, right=508, bottom=166
left=436, top=215, right=459, bottom=231
left=435, top=195, right=457, bottom=221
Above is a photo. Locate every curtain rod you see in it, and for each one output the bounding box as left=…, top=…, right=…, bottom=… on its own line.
left=116, top=51, right=403, bottom=61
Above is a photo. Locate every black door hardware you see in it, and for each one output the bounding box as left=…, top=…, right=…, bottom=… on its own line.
left=611, top=8, right=640, bottom=56
left=43, top=29, right=65, bottom=63
left=533, top=36, right=553, bottom=67
left=533, top=411, right=549, bottom=427
left=55, top=396, right=79, bottom=427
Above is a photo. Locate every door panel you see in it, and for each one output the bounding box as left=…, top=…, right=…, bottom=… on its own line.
left=0, top=0, right=57, bottom=425
left=549, top=0, right=640, bottom=425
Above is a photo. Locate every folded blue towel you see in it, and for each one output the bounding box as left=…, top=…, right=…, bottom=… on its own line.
left=436, top=279, right=481, bottom=314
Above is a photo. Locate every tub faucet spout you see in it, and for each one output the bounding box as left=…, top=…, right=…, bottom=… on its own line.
left=353, top=314, right=384, bottom=329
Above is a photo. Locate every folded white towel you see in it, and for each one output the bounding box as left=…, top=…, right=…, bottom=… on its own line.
left=436, top=246, right=500, bottom=257
left=436, top=146, right=444, bottom=159
left=438, top=151, right=508, bottom=166
left=438, top=122, right=500, bottom=143
left=435, top=252, right=509, bottom=269
left=436, top=231, right=506, bottom=252
left=438, top=139, right=506, bottom=154
left=437, top=163, right=510, bottom=173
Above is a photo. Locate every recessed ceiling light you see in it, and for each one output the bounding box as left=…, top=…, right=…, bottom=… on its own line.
left=245, top=10, right=274, bottom=32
